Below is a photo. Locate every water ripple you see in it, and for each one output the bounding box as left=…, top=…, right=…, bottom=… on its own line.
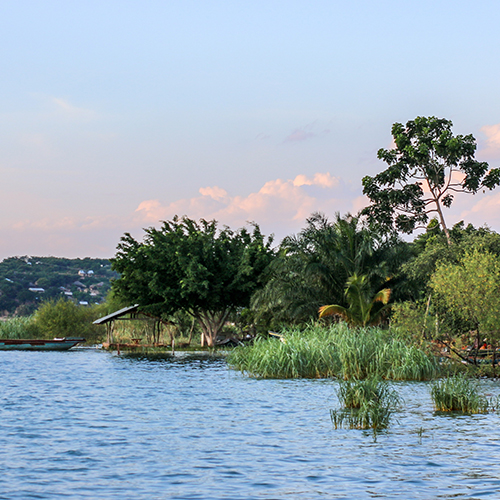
left=0, top=351, right=499, bottom=499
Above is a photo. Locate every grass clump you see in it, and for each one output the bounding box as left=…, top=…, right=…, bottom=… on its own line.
left=0, top=316, right=39, bottom=339
left=430, top=375, right=489, bottom=413
left=227, top=324, right=439, bottom=381
left=227, top=327, right=341, bottom=379
left=331, top=377, right=400, bottom=430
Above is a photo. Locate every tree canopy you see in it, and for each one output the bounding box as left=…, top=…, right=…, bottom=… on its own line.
left=110, top=216, right=274, bottom=346
left=251, top=212, right=408, bottom=325
left=362, top=116, right=500, bottom=244
left=430, top=250, right=500, bottom=349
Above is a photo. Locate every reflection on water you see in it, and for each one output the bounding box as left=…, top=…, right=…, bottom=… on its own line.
left=0, top=350, right=499, bottom=499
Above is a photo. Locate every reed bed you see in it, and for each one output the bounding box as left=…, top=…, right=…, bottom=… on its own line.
left=0, top=316, right=39, bottom=339
left=331, top=377, right=400, bottom=430
left=228, top=328, right=341, bottom=379
left=431, top=375, right=490, bottom=413
left=227, top=324, right=439, bottom=381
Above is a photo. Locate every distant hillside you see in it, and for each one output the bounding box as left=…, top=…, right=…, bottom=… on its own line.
left=0, top=256, right=118, bottom=316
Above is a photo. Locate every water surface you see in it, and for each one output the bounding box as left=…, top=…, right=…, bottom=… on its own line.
left=1, top=350, right=499, bottom=499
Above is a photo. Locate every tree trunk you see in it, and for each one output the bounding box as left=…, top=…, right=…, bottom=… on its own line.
left=426, top=178, right=452, bottom=246
left=492, top=339, right=496, bottom=378
left=434, top=198, right=452, bottom=245
left=422, top=295, right=431, bottom=340
left=196, top=309, right=230, bottom=347
left=187, top=317, right=195, bottom=346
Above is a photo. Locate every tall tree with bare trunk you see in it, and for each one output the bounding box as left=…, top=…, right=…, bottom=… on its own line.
left=362, top=116, right=500, bottom=245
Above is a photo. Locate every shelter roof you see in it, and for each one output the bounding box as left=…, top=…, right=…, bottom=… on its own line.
left=93, top=304, right=140, bottom=325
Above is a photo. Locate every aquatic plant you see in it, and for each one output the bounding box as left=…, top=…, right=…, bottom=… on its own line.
left=227, top=324, right=439, bottom=381
left=430, top=375, right=489, bottom=413
left=227, top=327, right=341, bottom=379
left=378, top=340, right=439, bottom=381
left=331, top=377, right=400, bottom=430
left=0, top=316, right=39, bottom=339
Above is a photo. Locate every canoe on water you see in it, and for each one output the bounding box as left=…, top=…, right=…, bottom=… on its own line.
left=0, top=337, right=85, bottom=351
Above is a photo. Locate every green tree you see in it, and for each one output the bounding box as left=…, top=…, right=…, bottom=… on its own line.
left=252, top=212, right=407, bottom=324
left=430, top=250, right=500, bottom=360
left=34, top=299, right=101, bottom=340
left=362, top=116, right=500, bottom=245
left=319, top=274, right=391, bottom=327
left=110, top=216, right=274, bottom=347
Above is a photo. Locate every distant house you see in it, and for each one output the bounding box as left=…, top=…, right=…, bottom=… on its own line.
left=73, top=281, right=85, bottom=288
left=79, top=301, right=89, bottom=306
left=78, top=270, right=86, bottom=276
left=64, top=291, right=73, bottom=296
left=28, top=287, right=45, bottom=293
left=88, top=270, right=94, bottom=275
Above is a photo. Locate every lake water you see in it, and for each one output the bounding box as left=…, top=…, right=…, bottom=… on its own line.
left=1, top=350, right=500, bottom=499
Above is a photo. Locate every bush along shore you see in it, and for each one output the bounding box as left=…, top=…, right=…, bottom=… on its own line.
left=227, top=324, right=439, bottom=381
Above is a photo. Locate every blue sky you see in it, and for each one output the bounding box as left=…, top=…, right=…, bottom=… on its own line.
left=2, top=0, right=500, bottom=258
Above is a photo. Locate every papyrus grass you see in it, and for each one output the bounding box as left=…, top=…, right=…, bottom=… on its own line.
left=431, top=375, right=490, bottom=413
left=227, top=324, right=439, bottom=380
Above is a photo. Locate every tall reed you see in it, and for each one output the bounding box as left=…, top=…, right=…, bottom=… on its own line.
left=331, top=377, right=400, bottom=430
left=431, top=375, right=489, bottom=413
left=227, top=324, right=439, bottom=381
left=228, top=328, right=341, bottom=379
left=0, top=316, right=39, bottom=339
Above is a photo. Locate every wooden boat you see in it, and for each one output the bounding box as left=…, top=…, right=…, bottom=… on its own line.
left=0, top=337, right=85, bottom=351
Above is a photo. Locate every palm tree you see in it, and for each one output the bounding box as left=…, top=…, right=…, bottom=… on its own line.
left=319, top=274, right=391, bottom=327
left=252, top=212, right=402, bottom=324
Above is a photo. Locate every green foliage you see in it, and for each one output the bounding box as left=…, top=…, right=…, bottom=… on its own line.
left=252, top=212, right=408, bottom=325
left=111, top=216, right=274, bottom=347
left=0, top=256, right=116, bottom=315
left=430, top=249, right=500, bottom=342
left=395, top=222, right=500, bottom=339
left=319, top=274, right=391, bottom=327
left=228, top=327, right=342, bottom=379
left=34, top=299, right=103, bottom=341
left=430, top=375, right=490, bottom=413
left=0, top=316, right=40, bottom=339
left=227, top=324, right=439, bottom=380
left=331, top=377, right=400, bottom=430
left=336, top=377, right=400, bottom=409
left=390, top=301, right=434, bottom=342
left=362, top=116, right=500, bottom=243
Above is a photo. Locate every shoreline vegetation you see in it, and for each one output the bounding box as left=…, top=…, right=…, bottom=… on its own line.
left=2, top=117, right=500, bottom=433
left=227, top=324, right=439, bottom=381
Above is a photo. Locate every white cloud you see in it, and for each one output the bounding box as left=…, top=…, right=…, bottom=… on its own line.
left=4, top=171, right=500, bottom=261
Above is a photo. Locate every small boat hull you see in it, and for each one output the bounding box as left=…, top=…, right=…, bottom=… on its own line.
left=0, top=337, right=85, bottom=351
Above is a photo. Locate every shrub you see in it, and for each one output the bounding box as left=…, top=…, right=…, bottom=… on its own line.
left=34, top=299, right=103, bottom=341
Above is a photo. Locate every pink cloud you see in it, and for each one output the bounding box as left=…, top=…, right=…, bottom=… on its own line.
left=134, top=172, right=362, bottom=241
left=479, top=123, right=500, bottom=159
left=4, top=171, right=500, bottom=261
